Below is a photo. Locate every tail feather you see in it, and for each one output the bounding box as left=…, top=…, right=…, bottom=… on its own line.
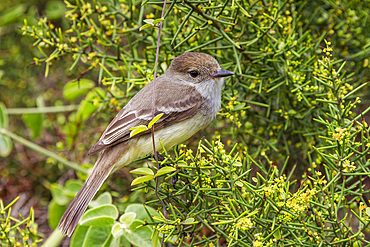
left=58, top=151, right=115, bottom=237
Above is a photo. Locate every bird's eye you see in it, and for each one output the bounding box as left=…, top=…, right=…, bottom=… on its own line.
left=189, top=70, right=199, bottom=78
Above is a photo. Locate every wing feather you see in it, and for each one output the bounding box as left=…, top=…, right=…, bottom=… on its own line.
left=88, top=78, right=204, bottom=155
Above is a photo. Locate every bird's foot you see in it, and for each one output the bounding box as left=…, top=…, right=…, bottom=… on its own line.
left=155, top=152, right=178, bottom=186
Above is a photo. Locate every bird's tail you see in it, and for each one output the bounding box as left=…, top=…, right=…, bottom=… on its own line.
left=58, top=150, right=115, bottom=237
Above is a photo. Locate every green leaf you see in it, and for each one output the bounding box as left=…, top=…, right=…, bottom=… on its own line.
left=143, top=19, right=154, bottom=24
left=90, top=192, right=112, bottom=208
left=70, top=225, right=89, bottom=247
left=131, top=175, right=154, bottom=186
left=70, top=225, right=112, bottom=247
left=0, top=102, right=8, bottom=128
left=125, top=204, right=160, bottom=222
left=64, top=180, right=83, bottom=197
left=63, top=79, right=95, bottom=101
left=76, top=87, right=105, bottom=122
left=152, top=229, right=159, bottom=247
left=233, top=161, right=243, bottom=167
left=22, top=113, right=43, bottom=139
left=129, top=125, right=148, bottom=137
left=152, top=18, right=164, bottom=25
left=79, top=204, right=119, bottom=226
left=184, top=218, right=197, bottom=225
left=119, top=212, right=136, bottom=227
left=155, top=166, right=176, bottom=177
left=235, top=181, right=244, bottom=187
left=273, top=228, right=282, bottom=240
left=45, top=0, right=66, bottom=20
left=50, top=184, right=69, bottom=205
left=111, top=223, right=124, bottom=238
left=119, top=234, right=131, bottom=247
left=76, top=100, right=96, bottom=122
left=232, top=103, right=246, bottom=111
left=130, top=168, right=154, bottom=176
left=366, top=207, right=370, bottom=217
left=148, top=113, right=164, bottom=129
left=48, top=199, right=66, bottom=230
left=139, top=23, right=153, bottom=31
left=122, top=220, right=155, bottom=247
left=0, top=134, right=12, bottom=157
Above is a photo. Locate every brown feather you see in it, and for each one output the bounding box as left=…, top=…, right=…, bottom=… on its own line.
left=58, top=146, right=125, bottom=236
left=88, top=77, right=204, bottom=155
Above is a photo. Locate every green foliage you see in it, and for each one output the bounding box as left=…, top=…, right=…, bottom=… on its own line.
left=0, top=197, right=42, bottom=247
left=1, top=0, right=370, bottom=246
left=20, top=0, right=369, bottom=167
left=131, top=129, right=369, bottom=246
left=69, top=196, right=160, bottom=247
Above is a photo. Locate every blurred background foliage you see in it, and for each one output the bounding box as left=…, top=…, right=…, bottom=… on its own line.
left=1, top=0, right=370, bottom=246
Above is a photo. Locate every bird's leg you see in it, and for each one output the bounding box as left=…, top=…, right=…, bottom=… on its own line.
left=155, top=152, right=165, bottom=161
left=155, top=152, right=178, bottom=186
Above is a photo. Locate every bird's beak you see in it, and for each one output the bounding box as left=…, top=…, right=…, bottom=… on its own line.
left=211, top=69, right=234, bottom=78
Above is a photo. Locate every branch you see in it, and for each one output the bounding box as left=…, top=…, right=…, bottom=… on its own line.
left=148, top=0, right=168, bottom=246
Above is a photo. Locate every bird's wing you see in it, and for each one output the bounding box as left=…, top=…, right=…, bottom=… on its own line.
left=88, top=81, right=204, bottom=155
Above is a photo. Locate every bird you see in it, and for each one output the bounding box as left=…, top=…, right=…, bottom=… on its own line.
left=58, top=52, right=234, bottom=236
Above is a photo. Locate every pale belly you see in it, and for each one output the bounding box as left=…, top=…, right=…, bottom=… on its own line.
left=113, top=113, right=210, bottom=170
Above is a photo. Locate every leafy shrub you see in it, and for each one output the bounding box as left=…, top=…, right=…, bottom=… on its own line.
left=0, top=197, right=42, bottom=247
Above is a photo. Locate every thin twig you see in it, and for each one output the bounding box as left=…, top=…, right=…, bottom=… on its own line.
left=149, top=0, right=168, bottom=246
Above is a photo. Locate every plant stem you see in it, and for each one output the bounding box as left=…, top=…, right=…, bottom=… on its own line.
left=6, top=105, right=77, bottom=115
left=149, top=1, right=168, bottom=246
left=40, top=229, right=65, bottom=247
left=0, top=128, right=87, bottom=174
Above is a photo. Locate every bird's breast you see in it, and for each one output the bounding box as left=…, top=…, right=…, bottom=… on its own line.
left=113, top=112, right=211, bottom=171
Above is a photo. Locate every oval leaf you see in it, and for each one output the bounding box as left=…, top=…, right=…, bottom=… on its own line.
left=130, top=125, right=148, bottom=137
left=139, top=23, right=153, bottom=31
left=125, top=204, right=160, bottom=222
left=90, top=192, right=112, bottom=208
left=64, top=180, right=83, bottom=196
left=130, top=168, right=154, bottom=176
left=79, top=204, right=118, bottom=226
left=76, top=100, right=96, bottom=122
left=148, top=113, right=164, bottom=129
left=111, top=223, right=124, bottom=238
left=233, top=162, right=243, bottom=167
left=50, top=184, right=69, bottom=205
left=76, top=87, right=105, bottom=121
left=119, top=212, right=136, bottom=226
left=0, top=134, right=12, bottom=157
left=131, top=175, right=154, bottom=186
left=235, top=181, right=244, bottom=187
left=155, top=166, right=176, bottom=177
left=48, top=199, right=66, bottom=230
left=273, top=229, right=282, bottom=240
left=63, top=79, right=95, bottom=101
left=122, top=220, right=155, bottom=247
left=143, top=19, right=154, bottom=24
left=366, top=207, right=370, bottom=217
left=70, top=225, right=112, bottom=247
left=152, top=18, right=164, bottom=25
left=184, top=218, right=196, bottom=225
